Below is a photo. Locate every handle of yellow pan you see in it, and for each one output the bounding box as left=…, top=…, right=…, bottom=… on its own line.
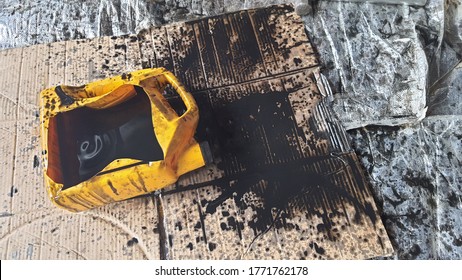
left=56, top=68, right=167, bottom=110
left=135, top=70, right=200, bottom=170
left=77, top=68, right=198, bottom=123
left=58, top=80, right=132, bottom=108
left=55, top=68, right=199, bottom=141
left=132, top=69, right=198, bottom=124
left=160, top=70, right=199, bottom=122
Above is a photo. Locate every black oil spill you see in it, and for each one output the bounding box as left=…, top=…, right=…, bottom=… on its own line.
left=55, top=86, right=75, bottom=106
left=33, top=155, right=40, bottom=168
left=121, top=73, right=132, bottom=80
left=208, top=93, right=372, bottom=238
left=107, top=180, right=119, bottom=196
left=165, top=86, right=378, bottom=242
left=8, top=186, right=18, bottom=197
left=293, top=57, right=302, bottom=66
left=208, top=242, right=217, bottom=252
left=403, top=171, right=435, bottom=194
left=168, top=234, right=174, bottom=247
left=114, top=44, right=127, bottom=52
left=402, top=244, right=422, bottom=260
left=127, top=237, right=138, bottom=247
left=447, top=191, right=460, bottom=208
left=309, top=241, right=325, bottom=255
left=175, top=221, right=183, bottom=231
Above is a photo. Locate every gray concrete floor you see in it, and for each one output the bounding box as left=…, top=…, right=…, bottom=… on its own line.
left=0, top=0, right=460, bottom=259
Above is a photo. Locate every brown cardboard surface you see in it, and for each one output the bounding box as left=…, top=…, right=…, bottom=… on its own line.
left=0, top=5, right=393, bottom=259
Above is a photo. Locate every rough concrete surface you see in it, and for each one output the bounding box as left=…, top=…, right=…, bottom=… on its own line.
left=304, top=1, right=438, bottom=129
left=349, top=116, right=462, bottom=259
left=0, top=0, right=460, bottom=259
left=428, top=61, right=462, bottom=116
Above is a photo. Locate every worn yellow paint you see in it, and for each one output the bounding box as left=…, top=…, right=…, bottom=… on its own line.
left=40, top=68, right=206, bottom=212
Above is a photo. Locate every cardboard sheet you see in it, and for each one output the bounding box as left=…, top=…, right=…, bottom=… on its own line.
left=0, top=5, right=392, bottom=259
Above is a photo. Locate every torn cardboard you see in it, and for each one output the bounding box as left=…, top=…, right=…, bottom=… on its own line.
left=0, top=5, right=392, bottom=259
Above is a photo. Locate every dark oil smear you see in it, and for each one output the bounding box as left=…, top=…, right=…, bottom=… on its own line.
left=162, top=90, right=378, bottom=242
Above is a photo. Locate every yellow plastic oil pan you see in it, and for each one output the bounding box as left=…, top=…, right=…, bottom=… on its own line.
left=40, top=68, right=211, bottom=212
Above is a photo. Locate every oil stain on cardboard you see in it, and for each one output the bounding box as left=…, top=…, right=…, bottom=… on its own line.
left=0, top=5, right=393, bottom=259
